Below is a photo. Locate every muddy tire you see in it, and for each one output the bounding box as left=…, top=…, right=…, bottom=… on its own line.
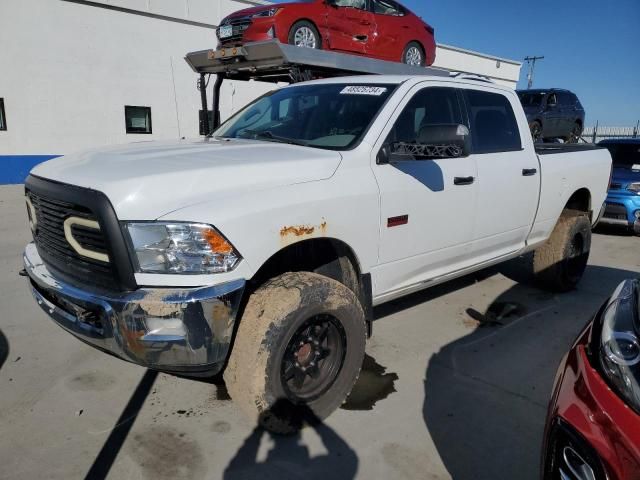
left=505, top=211, right=591, bottom=292
left=224, top=272, right=366, bottom=434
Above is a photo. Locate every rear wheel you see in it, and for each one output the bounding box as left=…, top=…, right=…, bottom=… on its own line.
left=224, top=272, right=366, bottom=433
left=530, top=121, right=543, bottom=143
left=567, top=122, right=582, bottom=144
left=402, top=42, right=425, bottom=66
left=504, top=211, right=591, bottom=292
left=288, top=21, right=321, bottom=49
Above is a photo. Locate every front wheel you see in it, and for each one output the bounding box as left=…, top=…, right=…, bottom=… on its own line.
left=224, top=272, right=366, bottom=433
left=402, top=42, right=425, bottom=66
left=288, top=21, right=321, bottom=49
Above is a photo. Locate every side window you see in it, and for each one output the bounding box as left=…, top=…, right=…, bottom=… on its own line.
left=464, top=90, right=521, bottom=154
left=557, top=92, right=572, bottom=106
left=386, top=87, right=465, bottom=159
left=125, top=106, right=152, bottom=134
left=372, top=0, right=403, bottom=15
left=335, top=0, right=367, bottom=9
left=546, top=93, right=558, bottom=106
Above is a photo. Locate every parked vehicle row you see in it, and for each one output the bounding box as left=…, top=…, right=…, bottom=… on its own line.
left=216, top=0, right=437, bottom=66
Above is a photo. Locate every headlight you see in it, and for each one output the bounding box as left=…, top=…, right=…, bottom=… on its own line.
left=598, top=279, right=640, bottom=413
left=628, top=183, right=640, bottom=194
left=124, top=222, right=241, bottom=274
left=251, top=7, right=280, bottom=18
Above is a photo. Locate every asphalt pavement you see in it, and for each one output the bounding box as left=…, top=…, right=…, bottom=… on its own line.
left=1, top=184, right=638, bottom=480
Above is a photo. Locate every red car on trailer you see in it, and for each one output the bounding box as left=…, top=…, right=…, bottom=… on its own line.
left=543, top=279, right=640, bottom=479
left=216, top=0, right=436, bottom=66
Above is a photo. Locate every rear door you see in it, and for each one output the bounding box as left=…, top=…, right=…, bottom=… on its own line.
left=368, top=0, right=406, bottom=60
left=371, top=84, right=478, bottom=296
left=543, top=92, right=561, bottom=137
left=462, top=87, right=540, bottom=261
left=326, top=0, right=375, bottom=54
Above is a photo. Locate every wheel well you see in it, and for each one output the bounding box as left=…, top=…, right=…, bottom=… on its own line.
left=248, top=239, right=372, bottom=331
left=564, top=188, right=591, bottom=217
left=288, top=18, right=321, bottom=38
left=251, top=238, right=360, bottom=290
left=407, top=40, right=425, bottom=54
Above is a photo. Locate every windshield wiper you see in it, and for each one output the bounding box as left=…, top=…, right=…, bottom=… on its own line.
left=242, top=130, right=309, bottom=147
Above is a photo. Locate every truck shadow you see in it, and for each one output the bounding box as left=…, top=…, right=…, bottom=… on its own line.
left=0, top=329, right=8, bottom=371
left=223, top=400, right=358, bottom=480
left=420, top=264, right=638, bottom=480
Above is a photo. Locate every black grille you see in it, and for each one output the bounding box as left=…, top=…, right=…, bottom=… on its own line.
left=603, top=203, right=628, bottom=220
left=27, top=189, right=115, bottom=287
left=217, top=17, right=253, bottom=45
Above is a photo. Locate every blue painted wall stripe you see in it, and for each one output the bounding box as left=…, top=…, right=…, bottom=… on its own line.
left=0, top=155, right=61, bottom=184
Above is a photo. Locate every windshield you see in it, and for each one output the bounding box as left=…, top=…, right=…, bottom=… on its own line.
left=213, top=83, right=397, bottom=150
left=603, top=143, right=640, bottom=169
left=518, top=92, right=546, bottom=107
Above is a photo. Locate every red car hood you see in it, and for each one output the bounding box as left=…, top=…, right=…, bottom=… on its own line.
left=226, top=2, right=304, bottom=18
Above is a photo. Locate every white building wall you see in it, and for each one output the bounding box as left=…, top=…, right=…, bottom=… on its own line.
left=0, top=0, right=275, bottom=156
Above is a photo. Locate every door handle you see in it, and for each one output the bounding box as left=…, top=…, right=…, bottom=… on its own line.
left=454, top=176, right=475, bottom=186
left=360, top=20, right=371, bottom=25
left=522, top=168, right=538, bottom=176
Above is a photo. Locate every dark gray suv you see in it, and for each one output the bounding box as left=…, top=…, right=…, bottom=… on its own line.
left=517, top=89, right=585, bottom=143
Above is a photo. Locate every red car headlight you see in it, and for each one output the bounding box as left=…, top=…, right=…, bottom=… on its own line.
left=597, top=279, right=640, bottom=413
left=251, top=8, right=281, bottom=18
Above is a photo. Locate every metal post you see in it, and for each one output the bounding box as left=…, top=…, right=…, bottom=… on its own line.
left=592, top=121, right=598, bottom=144
left=212, top=74, right=224, bottom=130
left=524, top=56, right=544, bottom=89
left=198, top=73, right=209, bottom=136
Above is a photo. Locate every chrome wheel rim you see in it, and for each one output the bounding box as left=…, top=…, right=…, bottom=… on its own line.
left=405, top=47, right=422, bottom=66
left=294, top=27, right=317, bottom=48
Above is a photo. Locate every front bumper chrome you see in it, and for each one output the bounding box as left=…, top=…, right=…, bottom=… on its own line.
left=23, top=242, right=245, bottom=376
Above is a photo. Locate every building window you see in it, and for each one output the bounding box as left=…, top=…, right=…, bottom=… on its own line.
left=125, top=106, right=152, bottom=134
left=199, top=110, right=214, bottom=136
left=0, top=99, right=6, bottom=131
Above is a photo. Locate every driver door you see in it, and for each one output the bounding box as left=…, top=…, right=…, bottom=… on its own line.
left=326, top=0, right=375, bottom=54
left=371, top=85, right=478, bottom=297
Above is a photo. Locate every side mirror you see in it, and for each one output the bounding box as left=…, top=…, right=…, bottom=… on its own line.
left=392, top=124, right=471, bottom=160
left=325, top=0, right=338, bottom=7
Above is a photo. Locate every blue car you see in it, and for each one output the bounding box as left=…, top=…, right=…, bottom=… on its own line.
left=599, top=138, right=640, bottom=235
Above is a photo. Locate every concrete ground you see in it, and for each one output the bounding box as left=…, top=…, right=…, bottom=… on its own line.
left=1, top=183, right=638, bottom=480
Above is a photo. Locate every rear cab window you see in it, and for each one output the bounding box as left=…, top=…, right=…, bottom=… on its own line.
left=463, top=89, right=522, bottom=154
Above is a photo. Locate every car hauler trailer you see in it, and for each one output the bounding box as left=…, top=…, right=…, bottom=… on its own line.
left=184, top=40, right=449, bottom=133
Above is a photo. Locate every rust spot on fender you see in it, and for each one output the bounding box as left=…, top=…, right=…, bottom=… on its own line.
left=280, top=225, right=316, bottom=237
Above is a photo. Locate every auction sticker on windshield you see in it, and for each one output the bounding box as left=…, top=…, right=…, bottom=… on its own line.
left=340, top=86, right=388, bottom=96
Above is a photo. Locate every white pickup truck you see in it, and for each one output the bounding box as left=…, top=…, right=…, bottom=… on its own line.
left=23, top=75, right=611, bottom=431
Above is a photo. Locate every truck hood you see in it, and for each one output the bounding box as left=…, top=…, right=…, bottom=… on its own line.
left=30, top=139, right=342, bottom=219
